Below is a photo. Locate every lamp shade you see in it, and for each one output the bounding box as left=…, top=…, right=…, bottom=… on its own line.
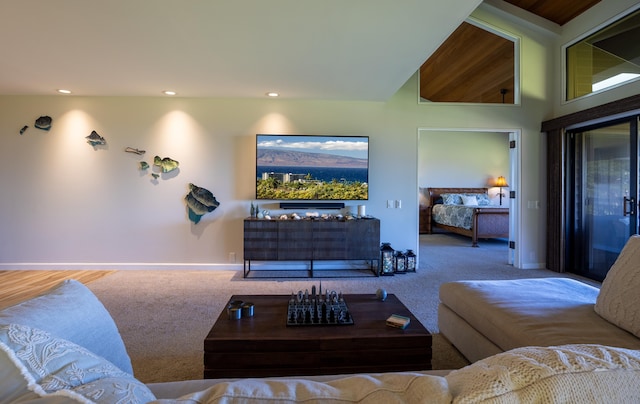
left=495, top=176, right=509, bottom=187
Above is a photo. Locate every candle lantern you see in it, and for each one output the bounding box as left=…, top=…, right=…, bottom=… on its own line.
left=405, top=249, right=416, bottom=272
left=394, top=250, right=406, bottom=273
left=380, top=242, right=395, bottom=275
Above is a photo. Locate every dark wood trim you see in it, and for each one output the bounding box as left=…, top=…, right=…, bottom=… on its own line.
left=541, top=93, right=640, bottom=132
left=545, top=129, right=565, bottom=272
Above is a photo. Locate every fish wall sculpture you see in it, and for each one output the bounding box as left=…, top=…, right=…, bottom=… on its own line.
left=185, top=183, right=220, bottom=224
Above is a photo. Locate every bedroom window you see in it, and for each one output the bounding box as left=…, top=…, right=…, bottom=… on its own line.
left=565, top=7, right=640, bottom=101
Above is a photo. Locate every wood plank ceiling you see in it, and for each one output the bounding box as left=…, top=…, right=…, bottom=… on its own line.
left=420, top=0, right=602, bottom=103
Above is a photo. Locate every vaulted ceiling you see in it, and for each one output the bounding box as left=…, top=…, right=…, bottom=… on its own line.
left=504, top=0, right=602, bottom=26
left=420, top=0, right=602, bottom=103
left=0, top=1, right=602, bottom=101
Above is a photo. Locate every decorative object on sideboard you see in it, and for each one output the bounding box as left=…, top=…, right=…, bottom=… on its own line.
left=380, top=242, right=395, bottom=276
left=405, top=249, right=417, bottom=272
left=394, top=250, right=406, bottom=274
left=357, top=204, right=366, bottom=218
left=85, top=130, right=106, bottom=147
left=185, top=183, right=220, bottom=224
left=495, top=176, right=509, bottom=206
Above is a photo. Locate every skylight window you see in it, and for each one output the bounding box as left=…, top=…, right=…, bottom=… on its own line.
left=565, top=7, right=640, bottom=101
left=592, top=73, right=640, bottom=92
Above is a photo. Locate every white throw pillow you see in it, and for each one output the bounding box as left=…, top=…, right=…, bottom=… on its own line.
left=594, top=234, right=640, bottom=337
left=0, top=323, right=155, bottom=404
left=446, top=344, right=640, bottom=403
left=461, top=195, right=478, bottom=206
left=163, top=373, right=451, bottom=404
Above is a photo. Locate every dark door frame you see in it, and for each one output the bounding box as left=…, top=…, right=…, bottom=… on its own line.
left=542, top=93, right=640, bottom=272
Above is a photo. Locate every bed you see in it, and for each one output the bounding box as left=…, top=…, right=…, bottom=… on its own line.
left=425, top=187, right=509, bottom=247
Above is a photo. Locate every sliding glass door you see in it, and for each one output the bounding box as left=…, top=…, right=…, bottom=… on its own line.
left=566, top=118, right=639, bottom=281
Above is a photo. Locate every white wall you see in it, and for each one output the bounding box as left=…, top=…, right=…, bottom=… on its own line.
left=418, top=131, right=509, bottom=206
left=0, top=5, right=562, bottom=270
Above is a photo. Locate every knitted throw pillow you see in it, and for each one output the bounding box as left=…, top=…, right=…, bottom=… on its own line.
left=594, top=234, right=640, bottom=337
left=446, top=344, right=640, bottom=403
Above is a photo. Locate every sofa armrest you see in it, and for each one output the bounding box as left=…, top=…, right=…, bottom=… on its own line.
left=0, top=279, right=133, bottom=374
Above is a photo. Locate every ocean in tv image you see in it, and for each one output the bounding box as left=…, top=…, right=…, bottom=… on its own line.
left=256, top=135, right=369, bottom=200
left=256, top=166, right=368, bottom=184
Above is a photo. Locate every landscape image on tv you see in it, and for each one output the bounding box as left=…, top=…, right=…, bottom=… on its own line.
left=256, top=135, right=369, bottom=200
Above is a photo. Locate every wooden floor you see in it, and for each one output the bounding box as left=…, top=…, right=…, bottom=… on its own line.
left=0, top=270, right=115, bottom=309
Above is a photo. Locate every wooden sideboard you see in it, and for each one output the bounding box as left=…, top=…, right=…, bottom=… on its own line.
left=243, top=218, right=380, bottom=277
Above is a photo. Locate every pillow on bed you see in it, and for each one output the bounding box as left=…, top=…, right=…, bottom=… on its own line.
left=468, top=193, right=491, bottom=206
left=461, top=195, right=478, bottom=206
left=442, top=193, right=462, bottom=205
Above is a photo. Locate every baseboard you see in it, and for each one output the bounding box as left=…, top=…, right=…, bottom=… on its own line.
left=0, top=263, right=244, bottom=271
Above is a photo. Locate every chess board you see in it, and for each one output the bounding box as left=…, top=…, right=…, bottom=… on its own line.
left=286, top=296, right=354, bottom=326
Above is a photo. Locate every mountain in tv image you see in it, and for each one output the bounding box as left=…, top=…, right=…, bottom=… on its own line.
left=257, top=149, right=367, bottom=168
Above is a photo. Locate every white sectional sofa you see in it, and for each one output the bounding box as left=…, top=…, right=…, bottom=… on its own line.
left=439, top=235, right=640, bottom=363
left=2, top=236, right=640, bottom=403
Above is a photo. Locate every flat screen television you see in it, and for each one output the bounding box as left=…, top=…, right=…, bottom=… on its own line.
left=256, top=134, right=369, bottom=201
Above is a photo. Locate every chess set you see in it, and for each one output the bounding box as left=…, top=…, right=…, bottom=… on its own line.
left=286, top=284, right=354, bottom=326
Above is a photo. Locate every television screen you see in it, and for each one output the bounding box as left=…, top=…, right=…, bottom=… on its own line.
left=256, top=134, right=369, bottom=201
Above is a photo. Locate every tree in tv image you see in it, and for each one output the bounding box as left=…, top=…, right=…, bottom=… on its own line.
left=256, top=135, right=369, bottom=200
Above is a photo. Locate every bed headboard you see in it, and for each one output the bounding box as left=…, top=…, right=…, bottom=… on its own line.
left=427, top=187, right=488, bottom=206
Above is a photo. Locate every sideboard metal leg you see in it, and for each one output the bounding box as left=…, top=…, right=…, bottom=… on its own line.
left=244, top=260, right=251, bottom=278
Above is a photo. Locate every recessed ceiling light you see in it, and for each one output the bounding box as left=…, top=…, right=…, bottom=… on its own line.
left=266, top=92, right=279, bottom=97
left=57, top=89, right=72, bottom=94
left=163, top=90, right=177, bottom=96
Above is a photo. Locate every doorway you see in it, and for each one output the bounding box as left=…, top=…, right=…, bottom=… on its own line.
left=417, top=128, right=521, bottom=267
left=566, top=118, right=639, bottom=281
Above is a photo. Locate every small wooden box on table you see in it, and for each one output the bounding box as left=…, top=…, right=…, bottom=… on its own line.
left=203, top=294, right=432, bottom=378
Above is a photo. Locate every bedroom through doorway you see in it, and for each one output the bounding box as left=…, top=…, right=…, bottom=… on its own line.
left=417, top=128, right=521, bottom=267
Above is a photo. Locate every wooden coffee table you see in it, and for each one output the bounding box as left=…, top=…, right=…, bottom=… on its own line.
left=203, top=293, right=432, bottom=378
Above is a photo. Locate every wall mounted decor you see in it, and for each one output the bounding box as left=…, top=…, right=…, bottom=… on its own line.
left=34, top=116, right=52, bottom=131
left=125, top=147, right=145, bottom=155
left=154, top=155, right=179, bottom=173
left=185, top=183, right=220, bottom=224
left=19, top=125, right=28, bottom=135
left=151, top=173, right=159, bottom=179
left=86, top=130, right=106, bottom=146
left=139, top=161, right=149, bottom=170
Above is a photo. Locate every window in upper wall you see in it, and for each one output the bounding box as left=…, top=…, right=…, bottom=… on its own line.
left=565, top=8, right=640, bottom=101
left=419, top=19, right=519, bottom=104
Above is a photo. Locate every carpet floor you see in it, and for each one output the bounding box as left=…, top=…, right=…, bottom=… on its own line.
left=86, top=233, right=598, bottom=383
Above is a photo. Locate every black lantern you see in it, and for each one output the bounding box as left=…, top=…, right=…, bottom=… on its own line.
left=380, top=243, right=395, bottom=275
left=405, top=249, right=416, bottom=272
left=394, top=250, right=406, bottom=273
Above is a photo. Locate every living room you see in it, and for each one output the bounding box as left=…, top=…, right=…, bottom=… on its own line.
left=4, top=1, right=640, bottom=402
left=3, top=0, right=639, bottom=274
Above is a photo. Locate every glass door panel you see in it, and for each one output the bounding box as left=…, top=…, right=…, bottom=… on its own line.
left=568, top=120, right=638, bottom=281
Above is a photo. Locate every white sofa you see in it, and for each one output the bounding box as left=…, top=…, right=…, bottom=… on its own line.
left=3, top=274, right=640, bottom=403
left=439, top=235, right=640, bottom=363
